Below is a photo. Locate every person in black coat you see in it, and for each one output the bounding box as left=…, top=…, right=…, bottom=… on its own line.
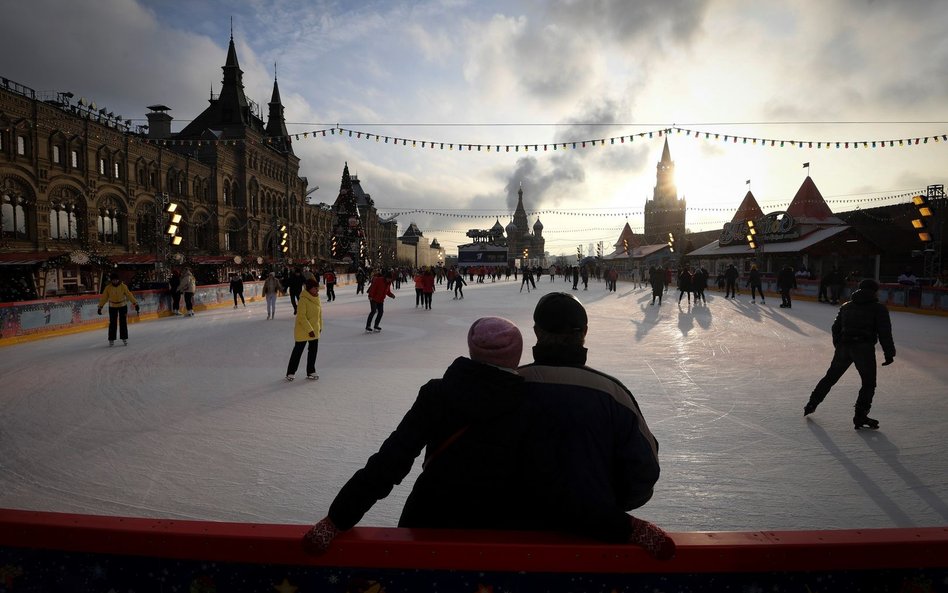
left=677, top=267, right=693, bottom=304
left=804, top=279, right=896, bottom=429
left=285, top=269, right=305, bottom=314
left=649, top=266, right=664, bottom=305
left=724, top=264, right=739, bottom=298
left=777, top=265, right=797, bottom=308
left=229, top=274, right=245, bottom=308
left=748, top=265, right=765, bottom=304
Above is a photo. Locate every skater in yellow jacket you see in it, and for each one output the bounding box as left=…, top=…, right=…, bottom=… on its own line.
left=285, top=278, right=323, bottom=381
left=97, top=273, right=139, bottom=346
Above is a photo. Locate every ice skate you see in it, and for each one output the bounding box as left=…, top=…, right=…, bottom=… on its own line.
left=307, top=374, right=319, bottom=381
left=122, top=339, right=128, bottom=346
left=803, top=402, right=817, bottom=416
left=373, top=327, right=382, bottom=332
left=853, top=414, right=879, bottom=430
left=108, top=340, right=114, bottom=347
left=285, top=374, right=295, bottom=381
left=365, top=327, right=373, bottom=333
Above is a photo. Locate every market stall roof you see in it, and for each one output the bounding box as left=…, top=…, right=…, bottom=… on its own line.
left=0, top=251, right=66, bottom=265
left=688, top=226, right=851, bottom=257
left=604, top=243, right=670, bottom=260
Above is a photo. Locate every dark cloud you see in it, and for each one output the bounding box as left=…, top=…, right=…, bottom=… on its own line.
left=544, top=0, right=711, bottom=45
left=503, top=155, right=585, bottom=210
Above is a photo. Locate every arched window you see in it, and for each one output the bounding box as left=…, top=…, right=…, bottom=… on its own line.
left=97, top=196, right=125, bottom=245
left=191, top=211, right=211, bottom=251
left=136, top=204, right=157, bottom=250
left=1, top=177, right=34, bottom=240
left=224, top=217, right=240, bottom=252
left=222, top=182, right=230, bottom=206
left=48, top=187, right=84, bottom=241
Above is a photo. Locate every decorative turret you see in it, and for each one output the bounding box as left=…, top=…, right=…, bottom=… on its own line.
left=532, top=217, right=544, bottom=234
left=265, top=69, right=293, bottom=154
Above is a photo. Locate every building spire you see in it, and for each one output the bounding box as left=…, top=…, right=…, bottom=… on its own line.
left=266, top=63, right=292, bottom=154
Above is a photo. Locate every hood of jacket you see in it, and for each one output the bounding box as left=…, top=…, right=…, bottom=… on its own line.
left=439, top=356, right=525, bottom=422
left=529, top=343, right=589, bottom=367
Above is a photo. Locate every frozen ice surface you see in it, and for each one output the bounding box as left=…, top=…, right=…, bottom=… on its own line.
left=2, top=279, right=946, bottom=532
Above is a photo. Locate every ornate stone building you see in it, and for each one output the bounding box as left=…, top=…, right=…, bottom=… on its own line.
left=504, top=184, right=545, bottom=265
left=0, top=34, right=395, bottom=298
left=643, top=138, right=687, bottom=249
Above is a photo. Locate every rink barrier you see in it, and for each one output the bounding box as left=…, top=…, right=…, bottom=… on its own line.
left=1, top=509, right=946, bottom=592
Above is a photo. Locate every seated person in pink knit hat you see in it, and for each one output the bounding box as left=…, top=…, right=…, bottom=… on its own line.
left=303, top=317, right=526, bottom=550
left=303, top=315, right=674, bottom=560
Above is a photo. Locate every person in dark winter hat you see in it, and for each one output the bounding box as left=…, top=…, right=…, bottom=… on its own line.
left=519, top=292, right=674, bottom=559
left=467, top=317, right=523, bottom=369
left=804, top=277, right=896, bottom=429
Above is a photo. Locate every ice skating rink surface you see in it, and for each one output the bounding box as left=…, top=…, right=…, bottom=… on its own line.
left=2, top=279, right=946, bottom=532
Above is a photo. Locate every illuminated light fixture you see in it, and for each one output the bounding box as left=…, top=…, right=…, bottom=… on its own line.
left=171, top=236, right=183, bottom=246
left=165, top=202, right=178, bottom=213
left=911, top=194, right=934, bottom=242
left=170, top=213, right=182, bottom=224
left=166, top=224, right=178, bottom=235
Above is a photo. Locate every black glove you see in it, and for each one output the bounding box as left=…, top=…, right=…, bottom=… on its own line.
left=302, top=517, right=340, bottom=554
left=882, top=358, right=894, bottom=366
left=134, top=304, right=140, bottom=313
left=97, top=308, right=102, bottom=315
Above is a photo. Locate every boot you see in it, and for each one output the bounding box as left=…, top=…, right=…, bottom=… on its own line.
left=853, top=409, right=879, bottom=430
left=803, top=401, right=818, bottom=416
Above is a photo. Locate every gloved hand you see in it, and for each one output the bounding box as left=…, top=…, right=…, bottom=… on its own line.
left=134, top=304, right=140, bottom=313
left=309, top=331, right=316, bottom=338
left=629, top=516, right=676, bottom=560
left=882, top=358, right=894, bottom=366
left=302, top=517, right=340, bottom=554
left=97, top=308, right=102, bottom=315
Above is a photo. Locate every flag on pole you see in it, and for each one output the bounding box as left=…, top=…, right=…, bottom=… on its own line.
left=803, top=162, right=810, bottom=168
left=745, top=179, right=750, bottom=185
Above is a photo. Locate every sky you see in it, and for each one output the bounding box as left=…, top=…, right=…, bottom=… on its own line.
left=2, top=0, right=947, bottom=255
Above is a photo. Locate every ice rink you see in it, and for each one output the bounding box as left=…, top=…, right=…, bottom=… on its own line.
left=2, top=277, right=946, bottom=533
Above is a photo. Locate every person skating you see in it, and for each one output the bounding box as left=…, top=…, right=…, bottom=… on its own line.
left=804, top=279, right=896, bottom=429
left=286, top=269, right=304, bottom=314
left=262, top=271, right=283, bottom=319
left=748, top=265, right=765, bottom=304
left=366, top=269, right=395, bottom=332
left=178, top=267, right=197, bottom=316
left=724, top=264, right=739, bottom=299
left=323, top=269, right=336, bottom=302
left=168, top=269, right=182, bottom=315
left=97, top=273, right=139, bottom=346
left=285, top=278, right=322, bottom=381
left=677, top=268, right=693, bottom=304
left=229, top=274, right=245, bottom=308
left=649, top=266, right=663, bottom=306
left=777, top=265, right=797, bottom=308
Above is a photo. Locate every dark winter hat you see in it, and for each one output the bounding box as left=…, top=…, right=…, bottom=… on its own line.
left=468, top=317, right=523, bottom=370
left=858, top=278, right=879, bottom=291
left=304, top=278, right=319, bottom=290
left=533, top=292, right=587, bottom=334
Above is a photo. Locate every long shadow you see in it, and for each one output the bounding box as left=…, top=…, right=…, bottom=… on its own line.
left=677, top=302, right=695, bottom=336
left=630, top=301, right=662, bottom=342
left=806, top=419, right=915, bottom=526
left=857, top=429, right=948, bottom=522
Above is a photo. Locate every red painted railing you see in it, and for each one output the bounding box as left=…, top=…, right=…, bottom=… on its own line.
left=2, top=509, right=946, bottom=591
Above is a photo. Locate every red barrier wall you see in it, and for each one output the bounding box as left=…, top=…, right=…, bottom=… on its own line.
left=2, top=509, right=946, bottom=588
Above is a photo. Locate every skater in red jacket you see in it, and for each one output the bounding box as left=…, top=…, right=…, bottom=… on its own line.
left=365, top=269, right=395, bottom=332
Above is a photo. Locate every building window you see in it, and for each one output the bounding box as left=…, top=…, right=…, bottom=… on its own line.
left=17, top=135, right=26, bottom=156
left=52, top=145, right=61, bottom=164
left=1, top=189, right=30, bottom=240
left=49, top=202, right=80, bottom=240
left=114, top=162, right=120, bottom=179
left=99, top=158, right=106, bottom=176
left=71, top=150, right=79, bottom=168
left=98, top=205, right=122, bottom=244
left=223, top=184, right=229, bottom=206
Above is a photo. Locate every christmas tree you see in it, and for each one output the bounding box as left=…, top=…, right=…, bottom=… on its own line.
left=331, top=162, right=365, bottom=269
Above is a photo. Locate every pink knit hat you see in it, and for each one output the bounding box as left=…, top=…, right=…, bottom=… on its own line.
left=467, top=317, right=523, bottom=370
